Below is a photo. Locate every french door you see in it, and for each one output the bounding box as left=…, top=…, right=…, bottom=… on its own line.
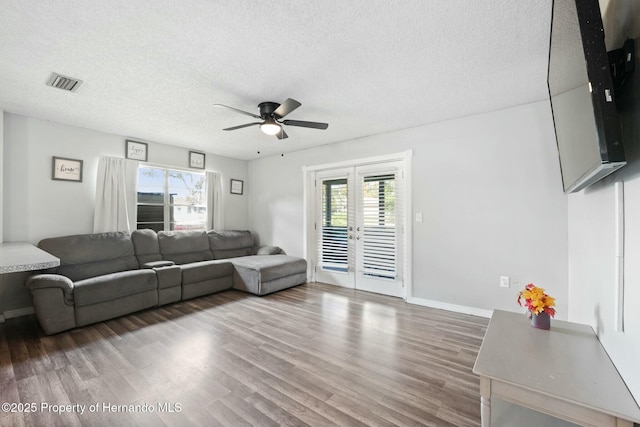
left=314, top=162, right=404, bottom=297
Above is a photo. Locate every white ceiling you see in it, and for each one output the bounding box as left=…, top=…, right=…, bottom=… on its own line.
left=0, top=0, right=552, bottom=160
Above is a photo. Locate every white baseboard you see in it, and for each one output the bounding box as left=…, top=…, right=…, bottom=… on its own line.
left=2, top=306, right=35, bottom=320
left=407, top=296, right=493, bottom=318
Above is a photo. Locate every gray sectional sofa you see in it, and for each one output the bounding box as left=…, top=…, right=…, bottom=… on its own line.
left=25, top=229, right=307, bottom=335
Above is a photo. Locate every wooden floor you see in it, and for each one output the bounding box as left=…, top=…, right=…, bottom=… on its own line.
left=0, top=282, right=488, bottom=427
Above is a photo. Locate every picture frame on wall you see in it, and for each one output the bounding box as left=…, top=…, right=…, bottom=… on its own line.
left=189, top=151, right=205, bottom=169
left=230, top=179, right=244, bottom=195
left=52, top=156, right=83, bottom=182
left=125, top=140, right=148, bottom=161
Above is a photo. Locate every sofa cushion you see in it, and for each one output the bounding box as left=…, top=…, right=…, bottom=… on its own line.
left=74, top=269, right=157, bottom=307
left=131, top=229, right=163, bottom=266
left=208, top=230, right=253, bottom=259
left=180, top=260, right=234, bottom=285
left=230, top=255, right=307, bottom=282
left=157, top=230, right=213, bottom=264
left=38, top=232, right=139, bottom=282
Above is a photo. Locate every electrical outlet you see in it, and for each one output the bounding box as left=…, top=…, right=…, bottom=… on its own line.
left=500, top=276, right=510, bottom=288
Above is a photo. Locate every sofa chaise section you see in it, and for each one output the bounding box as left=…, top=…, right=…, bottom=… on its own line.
left=207, top=230, right=307, bottom=296
left=231, top=255, right=308, bottom=295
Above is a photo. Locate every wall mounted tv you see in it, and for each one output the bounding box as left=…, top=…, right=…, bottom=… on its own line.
left=548, top=0, right=626, bottom=193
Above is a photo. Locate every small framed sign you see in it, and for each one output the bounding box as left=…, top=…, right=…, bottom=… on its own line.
left=230, top=179, right=244, bottom=195
left=125, top=140, right=148, bottom=161
left=52, top=156, right=83, bottom=182
left=189, top=151, right=205, bottom=169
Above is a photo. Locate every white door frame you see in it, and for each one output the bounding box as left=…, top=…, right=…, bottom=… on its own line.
left=302, top=150, right=413, bottom=300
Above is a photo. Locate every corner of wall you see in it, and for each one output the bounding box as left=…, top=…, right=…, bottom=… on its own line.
left=0, top=110, right=4, bottom=322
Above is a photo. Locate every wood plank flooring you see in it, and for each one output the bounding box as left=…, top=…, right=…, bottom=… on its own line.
left=0, top=282, right=488, bottom=426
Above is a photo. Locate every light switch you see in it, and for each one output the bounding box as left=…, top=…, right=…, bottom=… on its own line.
left=416, top=212, right=423, bottom=223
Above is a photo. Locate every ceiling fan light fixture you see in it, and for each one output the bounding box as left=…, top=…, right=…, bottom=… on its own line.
left=216, top=98, right=328, bottom=140
left=260, top=119, right=281, bottom=135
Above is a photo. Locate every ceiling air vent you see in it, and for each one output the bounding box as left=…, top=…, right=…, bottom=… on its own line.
left=46, top=72, right=82, bottom=92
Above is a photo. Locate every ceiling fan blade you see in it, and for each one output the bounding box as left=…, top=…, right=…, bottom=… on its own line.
left=275, top=127, right=288, bottom=140
left=272, top=98, right=301, bottom=118
left=282, top=119, right=329, bottom=130
left=213, top=104, right=261, bottom=119
left=223, top=122, right=261, bottom=131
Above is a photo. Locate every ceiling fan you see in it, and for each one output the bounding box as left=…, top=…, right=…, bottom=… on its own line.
left=214, top=98, right=328, bottom=140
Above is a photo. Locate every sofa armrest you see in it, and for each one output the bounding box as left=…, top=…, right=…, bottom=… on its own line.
left=26, top=274, right=74, bottom=301
left=24, top=274, right=76, bottom=335
left=253, top=245, right=285, bottom=255
left=142, top=260, right=176, bottom=269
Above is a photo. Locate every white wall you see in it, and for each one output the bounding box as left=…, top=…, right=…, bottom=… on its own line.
left=1, top=112, right=249, bottom=314
left=0, top=109, right=4, bottom=320
left=248, top=100, right=569, bottom=316
left=0, top=109, right=3, bottom=243
left=568, top=0, right=640, bottom=402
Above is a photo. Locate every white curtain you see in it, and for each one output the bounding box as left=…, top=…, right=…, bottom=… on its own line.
left=206, top=171, right=224, bottom=230
left=93, top=156, right=138, bottom=233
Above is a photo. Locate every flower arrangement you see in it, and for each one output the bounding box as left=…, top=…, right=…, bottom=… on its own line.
left=517, top=283, right=556, bottom=317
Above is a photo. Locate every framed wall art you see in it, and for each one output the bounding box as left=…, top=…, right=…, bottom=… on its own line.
left=230, top=179, right=244, bottom=195
left=52, top=156, right=83, bottom=182
left=125, top=140, right=148, bottom=161
left=189, top=151, right=205, bottom=169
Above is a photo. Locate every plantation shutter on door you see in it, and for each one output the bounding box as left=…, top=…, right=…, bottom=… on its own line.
left=318, top=178, right=351, bottom=273
left=359, top=172, right=402, bottom=280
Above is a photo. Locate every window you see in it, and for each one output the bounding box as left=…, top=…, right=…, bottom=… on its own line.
left=321, top=178, right=349, bottom=272
left=136, top=166, right=207, bottom=231
left=361, top=174, right=397, bottom=279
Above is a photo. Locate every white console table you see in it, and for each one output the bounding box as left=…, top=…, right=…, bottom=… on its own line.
left=0, top=242, right=60, bottom=273
left=0, top=242, right=60, bottom=322
left=473, top=310, right=640, bottom=427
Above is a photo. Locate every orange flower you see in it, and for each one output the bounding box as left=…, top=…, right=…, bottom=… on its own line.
left=517, top=283, right=556, bottom=317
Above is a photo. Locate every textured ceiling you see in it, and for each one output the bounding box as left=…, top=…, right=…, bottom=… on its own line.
left=0, top=0, right=553, bottom=160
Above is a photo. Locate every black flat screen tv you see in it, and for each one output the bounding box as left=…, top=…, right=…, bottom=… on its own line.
left=548, top=0, right=626, bottom=193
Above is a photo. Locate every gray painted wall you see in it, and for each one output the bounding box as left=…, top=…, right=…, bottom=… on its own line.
left=248, top=100, right=569, bottom=317
left=1, top=112, right=249, bottom=315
